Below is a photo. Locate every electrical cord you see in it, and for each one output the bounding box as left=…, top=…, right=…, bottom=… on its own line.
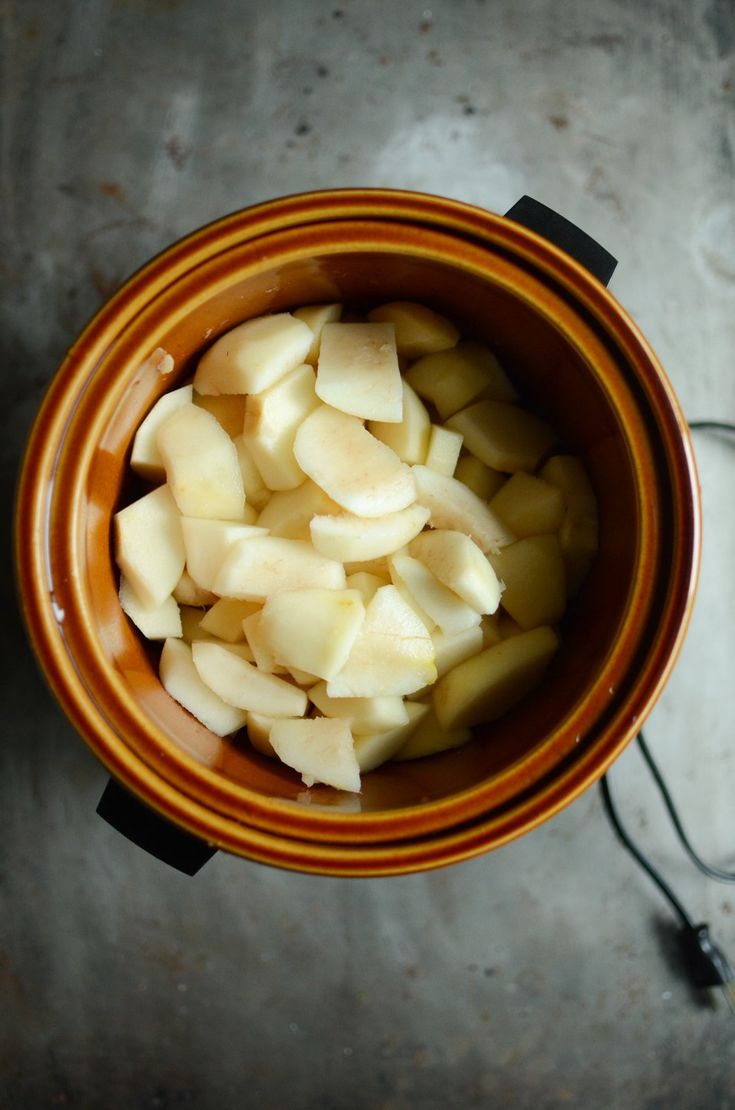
left=599, top=419, right=735, bottom=1013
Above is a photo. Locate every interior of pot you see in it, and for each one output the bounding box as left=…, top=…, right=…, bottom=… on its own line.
left=69, top=235, right=653, bottom=819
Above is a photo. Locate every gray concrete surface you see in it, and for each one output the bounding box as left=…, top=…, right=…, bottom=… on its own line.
left=2, top=1, right=735, bottom=1107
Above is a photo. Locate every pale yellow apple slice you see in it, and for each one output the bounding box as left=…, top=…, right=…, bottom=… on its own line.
left=193, top=393, right=248, bottom=438
left=454, top=455, right=506, bottom=501
left=180, top=518, right=267, bottom=592
left=345, top=571, right=389, bottom=604
left=114, top=484, right=186, bottom=608
left=160, top=637, right=247, bottom=736
left=256, top=480, right=341, bottom=540
left=368, top=380, right=431, bottom=464
left=242, top=611, right=285, bottom=674
left=388, top=554, right=481, bottom=636
left=446, top=400, right=556, bottom=473
left=408, top=529, right=502, bottom=614
left=431, top=624, right=484, bottom=678
left=214, top=536, right=345, bottom=601
left=130, top=384, right=193, bottom=479
left=353, top=701, right=430, bottom=772
left=412, top=465, right=515, bottom=554
left=199, top=597, right=261, bottom=642
left=423, top=424, right=463, bottom=477
left=433, top=625, right=559, bottom=730
left=191, top=641, right=308, bottom=716
left=539, top=455, right=599, bottom=594
left=315, top=321, right=402, bottom=422
left=294, top=405, right=416, bottom=517
left=193, top=312, right=313, bottom=395
left=293, top=303, right=343, bottom=365
left=119, top=577, right=182, bottom=640
left=309, top=503, right=430, bottom=563
left=327, top=585, right=436, bottom=698
left=245, top=711, right=278, bottom=757
left=172, top=570, right=217, bottom=607
left=489, top=471, right=565, bottom=537
left=366, top=302, right=459, bottom=359
left=241, top=362, right=320, bottom=490
left=405, top=340, right=518, bottom=417
left=157, top=403, right=246, bottom=521
left=269, top=717, right=361, bottom=792
left=308, top=681, right=409, bottom=735
left=233, top=435, right=271, bottom=510
left=488, top=535, right=566, bottom=630
left=392, top=706, right=472, bottom=760
left=179, top=606, right=216, bottom=644
left=258, top=588, right=365, bottom=680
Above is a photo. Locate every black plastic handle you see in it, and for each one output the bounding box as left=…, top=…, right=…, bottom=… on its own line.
left=505, top=196, right=617, bottom=287
left=97, top=778, right=217, bottom=875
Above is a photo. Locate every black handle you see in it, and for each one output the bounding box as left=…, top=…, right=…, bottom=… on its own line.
left=97, top=778, right=217, bottom=875
left=505, top=196, right=617, bottom=287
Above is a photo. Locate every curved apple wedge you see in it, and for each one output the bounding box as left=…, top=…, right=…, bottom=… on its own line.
left=191, top=641, right=308, bottom=717
left=269, top=717, right=361, bottom=792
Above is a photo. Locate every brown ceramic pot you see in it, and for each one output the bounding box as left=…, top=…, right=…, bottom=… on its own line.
left=15, top=189, right=700, bottom=876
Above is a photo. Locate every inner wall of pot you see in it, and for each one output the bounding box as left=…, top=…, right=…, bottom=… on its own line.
left=86, top=249, right=641, bottom=812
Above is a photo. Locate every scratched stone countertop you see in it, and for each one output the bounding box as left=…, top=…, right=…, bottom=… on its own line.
left=2, top=1, right=735, bottom=1108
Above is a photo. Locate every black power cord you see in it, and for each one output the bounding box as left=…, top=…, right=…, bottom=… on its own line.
left=599, top=419, right=735, bottom=1014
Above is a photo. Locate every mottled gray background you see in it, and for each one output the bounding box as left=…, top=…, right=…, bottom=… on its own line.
left=2, top=1, right=735, bottom=1107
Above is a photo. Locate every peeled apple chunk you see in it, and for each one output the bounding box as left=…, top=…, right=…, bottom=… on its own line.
left=269, top=717, right=361, bottom=792
left=193, top=313, right=313, bottom=396
left=160, top=637, right=247, bottom=736
left=368, top=381, right=431, bottom=464
left=446, top=400, right=556, bottom=473
left=130, top=384, right=193, bottom=479
left=539, top=455, right=599, bottom=593
left=431, top=624, right=484, bottom=679
left=193, top=393, right=248, bottom=438
left=367, top=302, right=460, bottom=359
left=454, top=455, right=505, bottom=501
left=316, top=322, right=403, bottom=422
left=241, top=362, right=320, bottom=491
left=408, top=529, right=502, bottom=614
left=308, top=681, right=409, bottom=735
left=424, top=424, right=463, bottom=477
left=293, top=303, right=343, bottom=365
left=412, top=465, right=514, bottom=553
left=198, top=597, right=260, bottom=642
left=389, top=554, right=481, bottom=636
left=327, top=585, right=436, bottom=698
left=353, top=701, right=430, bottom=772
left=191, top=641, right=308, bottom=717
left=293, top=405, right=416, bottom=517
left=114, top=484, right=185, bottom=608
left=157, top=404, right=246, bottom=521
left=433, top=625, right=559, bottom=731
left=258, top=588, right=365, bottom=680
left=309, top=503, right=430, bottom=563
left=489, top=472, right=565, bottom=537
left=256, top=480, right=341, bottom=540
left=213, top=536, right=346, bottom=601
left=393, top=707, right=472, bottom=760
left=180, top=518, right=267, bottom=592
left=405, top=340, right=518, bottom=418
left=489, top=535, right=567, bottom=631
left=119, top=577, right=182, bottom=640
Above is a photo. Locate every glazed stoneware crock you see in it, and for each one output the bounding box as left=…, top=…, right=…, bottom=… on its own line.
left=15, top=189, right=700, bottom=877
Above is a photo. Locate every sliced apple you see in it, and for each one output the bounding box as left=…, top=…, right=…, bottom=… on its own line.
left=433, top=625, right=559, bottom=730
left=392, top=706, right=472, bottom=760
left=431, top=624, right=484, bottom=678
left=160, top=637, right=247, bottom=736
left=488, top=534, right=566, bottom=630
left=242, top=610, right=283, bottom=673
left=268, top=717, right=361, bottom=792
left=327, top=585, right=436, bottom=698
left=172, top=570, right=218, bottom=607
left=368, top=380, right=431, bottom=464
left=308, top=681, right=409, bottom=735
left=345, top=571, right=389, bottom=604
left=199, top=597, right=261, bottom=642
left=193, top=312, right=313, bottom=396
left=366, top=301, right=459, bottom=359
left=241, top=362, right=320, bottom=490
left=191, top=641, right=308, bottom=716
left=423, top=424, right=463, bottom=477
left=454, top=455, right=506, bottom=501
left=309, top=503, right=430, bottom=563
left=258, top=588, right=365, bottom=680
left=233, top=434, right=271, bottom=510
left=293, top=302, right=343, bottom=365
left=256, top=480, right=341, bottom=540
left=119, top=577, right=182, bottom=640
left=412, top=465, right=515, bottom=553
left=489, top=471, right=565, bottom=537
left=405, top=339, right=518, bottom=417
left=179, top=606, right=215, bottom=644
left=157, top=403, right=246, bottom=521
left=245, top=711, right=278, bottom=757
left=446, top=400, right=556, bottom=473
left=539, top=455, right=599, bottom=593
left=214, top=536, right=345, bottom=601
left=193, top=392, right=248, bottom=438
left=114, top=484, right=186, bottom=608
left=315, top=321, right=403, bottom=422
left=180, top=518, right=267, bottom=592
left=130, top=384, right=193, bottom=479
left=353, top=701, right=430, bottom=772
left=388, top=553, right=481, bottom=635
left=294, top=405, right=416, bottom=517
left=408, top=529, right=502, bottom=614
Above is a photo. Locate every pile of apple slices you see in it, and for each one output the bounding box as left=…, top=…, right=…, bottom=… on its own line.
left=114, top=301, right=598, bottom=793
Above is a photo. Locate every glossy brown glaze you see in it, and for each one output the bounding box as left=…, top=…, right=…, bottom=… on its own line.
left=14, top=189, right=700, bottom=875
